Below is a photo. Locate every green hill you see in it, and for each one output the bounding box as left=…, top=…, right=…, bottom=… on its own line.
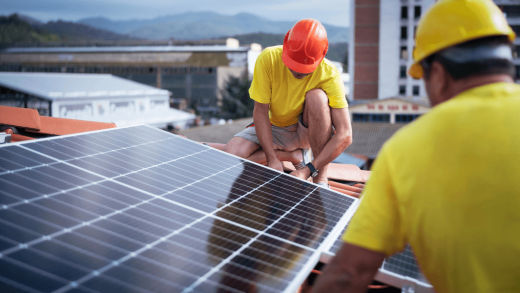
left=40, top=20, right=135, bottom=41
left=0, top=14, right=59, bottom=43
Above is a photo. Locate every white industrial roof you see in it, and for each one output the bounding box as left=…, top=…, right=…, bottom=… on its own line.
left=2, top=46, right=249, bottom=54
left=0, top=73, right=169, bottom=101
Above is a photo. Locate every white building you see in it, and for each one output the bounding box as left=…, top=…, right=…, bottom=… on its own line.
left=349, top=0, right=520, bottom=101
left=0, top=73, right=196, bottom=129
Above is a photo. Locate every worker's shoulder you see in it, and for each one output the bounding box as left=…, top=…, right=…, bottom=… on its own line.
left=258, top=45, right=283, bottom=61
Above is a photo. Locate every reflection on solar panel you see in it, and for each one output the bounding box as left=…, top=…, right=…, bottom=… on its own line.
left=0, top=125, right=358, bottom=293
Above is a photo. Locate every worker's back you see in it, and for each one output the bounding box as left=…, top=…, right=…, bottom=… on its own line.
left=382, top=82, right=520, bottom=292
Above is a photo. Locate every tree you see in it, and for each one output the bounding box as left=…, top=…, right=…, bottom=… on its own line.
left=220, top=75, right=254, bottom=119
left=342, top=48, right=349, bottom=73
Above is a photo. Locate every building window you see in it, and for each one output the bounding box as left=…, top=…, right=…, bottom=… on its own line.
left=399, top=85, right=406, bottom=95
left=414, top=6, right=421, bottom=19
left=414, top=26, right=417, bottom=38
left=401, top=26, right=408, bottom=40
left=503, top=5, right=520, bottom=18
left=413, top=85, right=420, bottom=96
left=353, top=113, right=391, bottom=123
left=515, top=46, right=520, bottom=59
left=401, top=6, right=408, bottom=19
left=511, top=25, right=520, bottom=36
left=400, top=66, right=407, bottom=78
left=396, top=114, right=421, bottom=123
left=516, top=66, right=520, bottom=79
left=400, top=46, right=408, bottom=60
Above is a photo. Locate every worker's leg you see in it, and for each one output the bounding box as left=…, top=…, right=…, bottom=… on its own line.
left=223, top=137, right=303, bottom=165
left=302, top=89, right=333, bottom=184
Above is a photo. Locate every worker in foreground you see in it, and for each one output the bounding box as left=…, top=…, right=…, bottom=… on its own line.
left=313, top=0, right=520, bottom=292
left=223, top=19, right=352, bottom=187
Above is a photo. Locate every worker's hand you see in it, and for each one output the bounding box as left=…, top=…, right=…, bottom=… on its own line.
left=267, top=158, right=284, bottom=173
left=290, top=167, right=311, bottom=180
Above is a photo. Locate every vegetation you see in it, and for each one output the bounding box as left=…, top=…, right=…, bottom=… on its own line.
left=220, top=75, right=254, bottom=119
left=40, top=20, right=134, bottom=41
left=0, top=13, right=133, bottom=47
left=0, top=14, right=60, bottom=44
left=327, top=43, right=348, bottom=70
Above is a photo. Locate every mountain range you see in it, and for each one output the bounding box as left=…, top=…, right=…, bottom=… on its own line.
left=78, top=12, right=349, bottom=43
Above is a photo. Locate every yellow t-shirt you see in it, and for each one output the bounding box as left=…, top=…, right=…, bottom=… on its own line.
left=343, top=82, right=520, bottom=293
left=249, top=46, right=348, bottom=127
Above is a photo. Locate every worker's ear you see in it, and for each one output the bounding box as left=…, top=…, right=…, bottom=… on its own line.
left=426, top=61, right=450, bottom=106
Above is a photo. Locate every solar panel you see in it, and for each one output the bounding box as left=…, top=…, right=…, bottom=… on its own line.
left=323, top=222, right=433, bottom=292
left=0, top=125, right=358, bottom=293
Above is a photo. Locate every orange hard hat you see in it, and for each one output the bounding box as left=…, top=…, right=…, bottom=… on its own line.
left=282, top=19, right=329, bottom=74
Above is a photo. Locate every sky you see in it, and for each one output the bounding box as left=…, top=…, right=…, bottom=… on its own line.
left=0, top=0, right=350, bottom=27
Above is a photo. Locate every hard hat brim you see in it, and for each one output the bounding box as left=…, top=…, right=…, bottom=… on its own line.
left=282, top=48, right=322, bottom=74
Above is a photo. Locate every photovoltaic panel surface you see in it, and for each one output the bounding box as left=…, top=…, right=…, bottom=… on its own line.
left=0, top=125, right=358, bottom=293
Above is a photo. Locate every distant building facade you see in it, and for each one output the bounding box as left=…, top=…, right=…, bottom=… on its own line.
left=349, top=0, right=520, bottom=101
left=349, top=0, right=434, bottom=101
left=0, top=39, right=262, bottom=115
left=349, top=98, right=429, bottom=124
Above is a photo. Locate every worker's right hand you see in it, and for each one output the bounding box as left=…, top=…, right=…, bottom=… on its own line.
left=267, top=158, right=284, bottom=173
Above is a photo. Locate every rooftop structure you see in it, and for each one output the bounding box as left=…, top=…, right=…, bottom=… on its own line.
left=0, top=39, right=262, bottom=113
left=0, top=73, right=195, bottom=129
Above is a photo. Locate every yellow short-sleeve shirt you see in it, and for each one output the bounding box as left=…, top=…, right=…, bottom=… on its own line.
left=344, top=82, right=520, bottom=293
left=249, top=46, right=348, bottom=127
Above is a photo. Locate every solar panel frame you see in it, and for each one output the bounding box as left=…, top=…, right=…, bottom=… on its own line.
left=0, top=124, right=360, bottom=293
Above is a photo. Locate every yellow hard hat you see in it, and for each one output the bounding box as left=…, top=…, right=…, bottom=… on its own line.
left=409, top=0, right=516, bottom=79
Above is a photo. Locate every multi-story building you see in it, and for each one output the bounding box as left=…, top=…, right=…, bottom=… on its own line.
left=349, top=0, right=434, bottom=102
left=349, top=0, right=520, bottom=101
left=495, top=1, right=520, bottom=80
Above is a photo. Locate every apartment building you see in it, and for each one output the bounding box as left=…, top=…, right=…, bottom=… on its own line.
left=349, top=0, right=519, bottom=101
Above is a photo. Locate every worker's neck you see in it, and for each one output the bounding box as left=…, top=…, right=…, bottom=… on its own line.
left=449, top=74, right=514, bottom=99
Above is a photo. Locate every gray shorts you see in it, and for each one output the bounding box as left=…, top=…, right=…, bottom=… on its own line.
left=234, top=118, right=311, bottom=152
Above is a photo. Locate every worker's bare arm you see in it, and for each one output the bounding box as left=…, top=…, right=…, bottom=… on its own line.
left=253, top=101, right=283, bottom=172
left=312, top=242, right=385, bottom=293
left=312, top=107, right=352, bottom=171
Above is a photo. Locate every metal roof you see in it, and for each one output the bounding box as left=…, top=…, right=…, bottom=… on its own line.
left=0, top=72, right=169, bottom=101
left=1, top=46, right=250, bottom=54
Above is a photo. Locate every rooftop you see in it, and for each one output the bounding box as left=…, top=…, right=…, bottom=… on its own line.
left=0, top=72, right=169, bottom=101
left=1, top=45, right=250, bottom=54
left=347, top=122, right=406, bottom=159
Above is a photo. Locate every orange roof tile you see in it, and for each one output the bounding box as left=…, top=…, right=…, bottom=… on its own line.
left=10, top=134, right=35, bottom=142
left=0, top=106, right=41, bottom=131
left=27, top=116, right=116, bottom=136
left=0, top=106, right=116, bottom=137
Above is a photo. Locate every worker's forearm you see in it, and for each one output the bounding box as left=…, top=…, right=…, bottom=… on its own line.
left=253, top=108, right=277, bottom=162
left=312, top=132, right=352, bottom=170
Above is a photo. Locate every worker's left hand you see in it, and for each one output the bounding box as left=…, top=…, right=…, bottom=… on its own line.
left=290, top=168, right=310, bottom=181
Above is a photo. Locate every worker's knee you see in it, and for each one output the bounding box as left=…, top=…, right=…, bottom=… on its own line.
left=305, top=89, right=330, bottom=114
left=223, top=137, right=258, bottom=158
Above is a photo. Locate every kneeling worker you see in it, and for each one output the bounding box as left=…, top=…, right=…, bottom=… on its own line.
left=313, top=0, right=520, bottom=292
left=223, top=19, right=352, bottom=187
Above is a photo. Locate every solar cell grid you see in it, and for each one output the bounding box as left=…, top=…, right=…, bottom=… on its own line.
left=0, top=125, right=358, bottom=292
